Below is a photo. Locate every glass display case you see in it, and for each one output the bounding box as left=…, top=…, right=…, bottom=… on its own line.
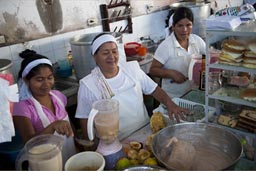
left=205, top=21, right=256, bottom=164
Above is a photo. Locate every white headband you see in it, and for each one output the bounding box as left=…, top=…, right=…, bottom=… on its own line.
left=91, top=34, right=117, bottom=55
left=22, top=58, right=52, bottom=78
left=168, top=14, right=174, bottom=28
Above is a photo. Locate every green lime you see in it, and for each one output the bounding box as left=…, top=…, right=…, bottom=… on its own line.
left=241, top=138, right=247, bottom=145
left=143, top=157, right=158, bottom=166
left=116, top=157, right=131, bottom=170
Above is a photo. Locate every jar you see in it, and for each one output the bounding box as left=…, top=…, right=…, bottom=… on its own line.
left=208, top=71, right=221, bottom=94
left=199, top=54, right=206, bottom=91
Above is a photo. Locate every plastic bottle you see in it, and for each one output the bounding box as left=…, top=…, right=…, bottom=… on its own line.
left=67, top=50, right=74, bottom=75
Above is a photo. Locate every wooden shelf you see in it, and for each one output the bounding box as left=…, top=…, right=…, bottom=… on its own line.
left=108, top=2, right=130, bottom=8
left=100, top=0, right=132, bottom=33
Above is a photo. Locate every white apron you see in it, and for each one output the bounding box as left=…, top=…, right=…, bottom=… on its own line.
left=111, top=74, right=149, bottom=141
left=30, top=92, right=76, bottom=164
left=82, top=65, right=149, bottom=141
left=162, top=41, right=199, bottom=98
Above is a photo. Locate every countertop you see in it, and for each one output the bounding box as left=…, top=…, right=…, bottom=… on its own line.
left=122, top=122, right=256, bottom=170
left=121, top=90, right=256, bottom=170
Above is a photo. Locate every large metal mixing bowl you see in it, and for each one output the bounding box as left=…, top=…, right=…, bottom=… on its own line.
left=152, top=123, right=243, bottom=170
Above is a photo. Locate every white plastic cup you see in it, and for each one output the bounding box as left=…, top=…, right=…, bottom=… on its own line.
left=65, top=151, right=105, bottom=171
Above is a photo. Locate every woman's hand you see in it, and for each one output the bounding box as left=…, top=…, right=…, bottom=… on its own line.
left=52, top=120, right=74, bottom=137
left=170, top=70, right=188, bottom=83
left=151, top=86, right=189, bottom=123
left=166, top=103, right=189, bottom=123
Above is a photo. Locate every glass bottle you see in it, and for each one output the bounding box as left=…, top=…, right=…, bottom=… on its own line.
left=199, top=54, right=206, bottom=91
left=67, top=50, right=74, bottom=75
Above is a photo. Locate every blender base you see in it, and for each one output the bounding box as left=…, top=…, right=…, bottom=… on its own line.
left=96, top=139, right=125, bottom=170
left=103, top=148, right=126, bottom=170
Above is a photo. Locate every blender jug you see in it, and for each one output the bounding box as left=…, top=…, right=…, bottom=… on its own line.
left=87, top=99, right=125, bottom=169
left=15, top=134, right=64, bottom=171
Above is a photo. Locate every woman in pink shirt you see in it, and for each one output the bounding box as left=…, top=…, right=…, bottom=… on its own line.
left=13, top=49, right=76, bottom=163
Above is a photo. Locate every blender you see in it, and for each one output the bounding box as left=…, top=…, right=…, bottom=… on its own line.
left=87, top=99, right=125, bottom=170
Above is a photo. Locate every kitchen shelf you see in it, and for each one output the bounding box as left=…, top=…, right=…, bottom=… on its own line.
left=100, top=0, right=132, bottom=33
left=205, top=20, right=256, bottom=137
left=208, top=94, right=256, bottom=108
left=108, top=2, right=130, bottom=8
left=209, top=62, right=256, bottom=74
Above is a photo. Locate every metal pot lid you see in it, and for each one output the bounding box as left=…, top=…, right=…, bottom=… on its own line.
left=0, top=59, right=13, bottom=71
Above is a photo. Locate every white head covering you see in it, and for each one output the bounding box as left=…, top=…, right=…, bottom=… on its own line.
left=164, top=14, right=174, bottom=39
left=18, top=58, right=52, bottom=100
left=21, top=58, right=52, bottom=78
left=91, top=34, right=117, bottom=55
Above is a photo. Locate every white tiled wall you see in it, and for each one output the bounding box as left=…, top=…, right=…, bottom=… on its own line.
left=0, top=10, right=168, bottom=82
left=0, top=0, right=244, bottom=81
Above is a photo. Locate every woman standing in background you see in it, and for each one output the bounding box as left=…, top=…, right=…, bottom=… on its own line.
left=150, top=7, right=206, bottom=98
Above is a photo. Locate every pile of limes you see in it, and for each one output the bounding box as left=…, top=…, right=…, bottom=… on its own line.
left=115, top=141, right=159, bottom=170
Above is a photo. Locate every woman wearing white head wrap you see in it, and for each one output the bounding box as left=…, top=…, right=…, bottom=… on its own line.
left=13, top=49, right=77, bottom=164
left=75, top=33, right=188, bottom=168
left=150, top=7, right=206, bottom=98
left=164, top=14, right=174, bottom=39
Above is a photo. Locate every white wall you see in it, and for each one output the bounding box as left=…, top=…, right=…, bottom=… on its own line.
left=0, top=0, right=244, bottom=81
left=0, top=0, right=175, bottom=45
left=0, top=10, right=169, bottom=81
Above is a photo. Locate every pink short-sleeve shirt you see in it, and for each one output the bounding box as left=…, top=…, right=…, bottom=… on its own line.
left=13, top=90, right=68, bottom=133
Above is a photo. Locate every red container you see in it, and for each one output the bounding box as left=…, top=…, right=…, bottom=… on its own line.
left=124, top=42, right=141, bottom=56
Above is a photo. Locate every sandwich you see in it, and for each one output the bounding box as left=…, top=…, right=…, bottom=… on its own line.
left=243, top=41, right=256, bottom=69
left=222, top=39, right=246, bottom=52
left=218, top=39, right=245, bottom=66
left=248, top=41, right=256, bottom=54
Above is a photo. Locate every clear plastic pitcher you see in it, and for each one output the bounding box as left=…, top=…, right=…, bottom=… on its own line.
left=87, top=99, right=119, bottom=144
left=15, top=134, right=64, bottom=171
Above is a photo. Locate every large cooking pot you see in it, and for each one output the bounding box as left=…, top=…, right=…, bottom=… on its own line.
left=152, top=123, right=243, bottom=170
left=0, top=59, right=13, bottom=74
left=70, top=32, right=122, bottom=80
left=169, top=1, right=211, bottom=39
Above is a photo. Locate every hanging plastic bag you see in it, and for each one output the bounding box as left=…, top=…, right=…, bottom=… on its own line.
left=0, top=77, right=19, bottom=143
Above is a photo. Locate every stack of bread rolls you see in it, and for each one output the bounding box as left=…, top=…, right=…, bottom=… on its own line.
left=243, top=41, right=256, bottom=69
left=218, top=39, right=256, bottom=69
left=219, top=39, right=245, bottom=66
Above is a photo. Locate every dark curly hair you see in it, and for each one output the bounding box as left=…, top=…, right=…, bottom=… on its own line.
left=18, top=49, right=52, bottom=80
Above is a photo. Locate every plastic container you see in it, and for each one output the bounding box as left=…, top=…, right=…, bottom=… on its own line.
left=153, top=97, right=216, bottom=124
left=124, top=42, right=141, bottom=56
left=56, top=59, right=72, bottom=78
left=137, top=46, right=147, bottom=56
